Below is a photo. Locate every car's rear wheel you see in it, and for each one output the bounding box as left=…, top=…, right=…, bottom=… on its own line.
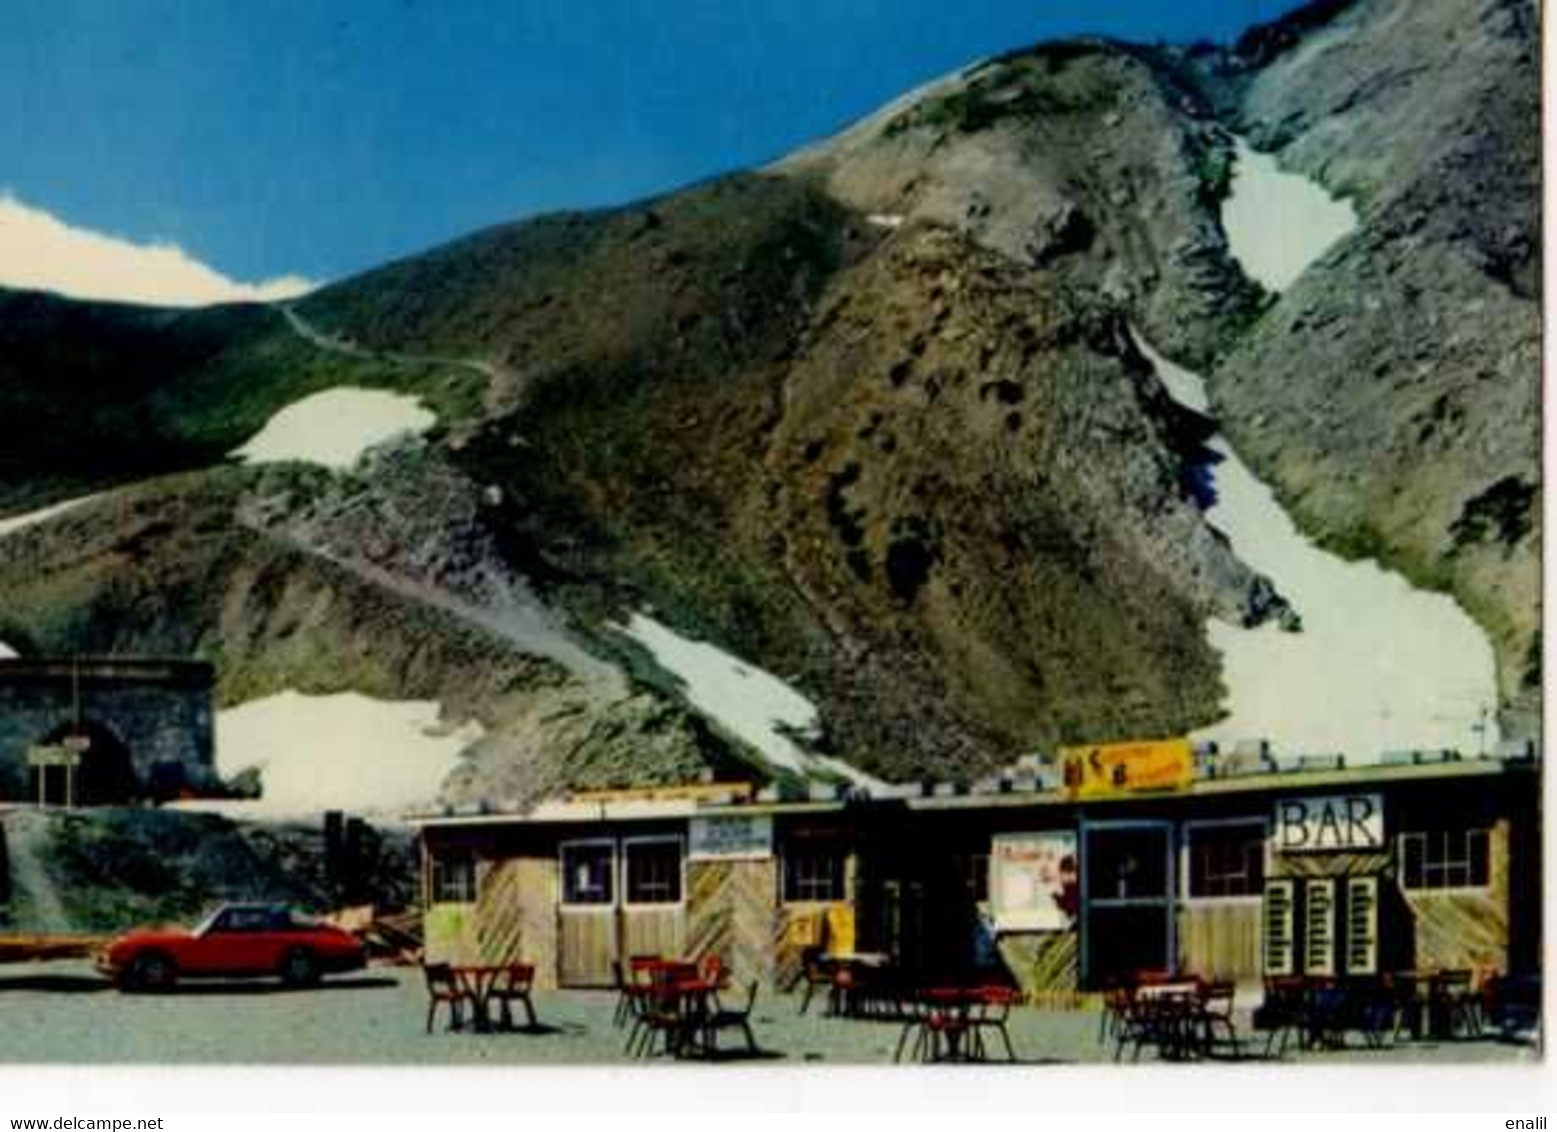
left=279, top=948, right=319, bottom=989
left=124, top=952, right=177, bottom=993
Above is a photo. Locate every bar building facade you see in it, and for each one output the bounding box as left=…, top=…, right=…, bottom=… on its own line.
left=413, top=751, right=1540, bottom=995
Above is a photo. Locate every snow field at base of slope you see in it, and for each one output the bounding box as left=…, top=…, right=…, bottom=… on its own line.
left=1126, top=137, right=1498, bottom=760
left=230, top=388, right=436, bottom=470
left=171, top=690, right=483, bottom=823
left=615, top=613, right=886, bottom=790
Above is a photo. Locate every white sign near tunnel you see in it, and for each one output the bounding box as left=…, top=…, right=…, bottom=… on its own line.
left=1273, top=793, right=1384, bottom=853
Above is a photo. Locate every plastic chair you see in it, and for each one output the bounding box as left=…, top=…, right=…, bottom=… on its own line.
left=422, top=962, right=475, bottom=1034
left=490, top=962, right=538, bottom=1030
left=796, top=947, right=833, bottom=1015
left=701, top=981, right=760, bottom=1056
left=1195, top=980, right=1240, bottom=1058
left=1252, top=977, right=1305, bottom=1058
left=970, top=985, right=1021, bottom=1062
left=1430, top=970, right=1481, bottom=1038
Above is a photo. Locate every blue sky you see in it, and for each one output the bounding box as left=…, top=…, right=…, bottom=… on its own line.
left=0, top=1, right=1300, bottom=285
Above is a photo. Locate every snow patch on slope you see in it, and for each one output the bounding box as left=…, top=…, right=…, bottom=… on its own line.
left=178, top=691, right=482, bottom=822
left=1136, top=336, right=1498, bottom=759
left=232, top=388, right=436, bottom=470
left=1221, top=138, right=1358, bottom=292
left=617, top=613, right=885, bottom=789
left=0, top=493, right=101, bottom=538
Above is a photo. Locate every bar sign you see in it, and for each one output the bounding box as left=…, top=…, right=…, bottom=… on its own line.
left=1263, top=879, right=1295, bottom=976
left=1304, top=878, right=1336, bottom=977
left=1347, top=876, right=1379, bottom=975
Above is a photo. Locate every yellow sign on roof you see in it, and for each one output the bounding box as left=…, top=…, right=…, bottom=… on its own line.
left=1058, top=738, right=1194, bottom=799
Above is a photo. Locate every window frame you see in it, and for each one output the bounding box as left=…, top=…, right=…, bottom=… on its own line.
left=429, top=851, right=478, bottom=905
left=559, top=837, right=617, bottom=910
left=621, top=834, right=686, bottom=909
left=1181, top=817, right=1269, bottom=903
left=1397, top=827, right=1491, bottom=892
left=781, top=838, right=849, bottom=904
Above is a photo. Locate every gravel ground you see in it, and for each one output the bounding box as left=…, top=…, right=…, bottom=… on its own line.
left=0, top=961, right=1535, bottom=1066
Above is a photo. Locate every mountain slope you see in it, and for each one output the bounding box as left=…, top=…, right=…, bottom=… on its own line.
left=0, top=2, right=1537, bottom=797
left=288, top=65, right=1288, bottom=780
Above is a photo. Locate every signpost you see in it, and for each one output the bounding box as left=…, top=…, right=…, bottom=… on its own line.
left=27, top=744, right=83, bottom=808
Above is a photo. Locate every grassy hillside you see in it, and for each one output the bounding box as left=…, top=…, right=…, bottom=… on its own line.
left=0, top=289, right=482, bottom=515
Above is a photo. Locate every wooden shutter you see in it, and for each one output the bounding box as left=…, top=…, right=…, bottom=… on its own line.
left=1263, top=878, right=1295, bottom=976
left=1345, top=875, right=1379, bottom=975
left=1303, top=877, right=1336, bottom=977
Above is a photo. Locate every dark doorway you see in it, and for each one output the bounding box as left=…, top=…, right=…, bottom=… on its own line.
left=1082, top=822, right=1175, bottom=987
left=30, top=721, right=138, bottom=806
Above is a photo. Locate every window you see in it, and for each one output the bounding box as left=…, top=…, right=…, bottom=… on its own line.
left=209, top=906, right=279, bottom=933
left=1086, top=827, right=1170, bottom=902
left=954, top=851, right=990, bottom=904
left=782, top=842, right=847, bottom=903
left=1187, top=821, right=1267, bottom=898
left=561, top=841, right=614, bottom=906
left=431, top=852, right=477, bottom=904
left=625, top=838, right=683, bottom=905
left=1399, top=828, right=1490, bottom=890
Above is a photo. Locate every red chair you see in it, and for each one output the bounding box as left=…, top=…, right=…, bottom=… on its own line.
left=970, top=985, right=1022, bottom=1062
left=490, top=962, right=538, bottom=1030
left=421, top=962, right=475, bottom=1033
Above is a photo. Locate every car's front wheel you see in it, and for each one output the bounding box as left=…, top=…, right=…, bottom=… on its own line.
left=123, top=952, right=178, bottom=993
left=279, top=948, right=319, bottom=989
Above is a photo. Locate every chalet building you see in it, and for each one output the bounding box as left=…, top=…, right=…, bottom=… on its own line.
left=411, top=746, right=1540, bottom=996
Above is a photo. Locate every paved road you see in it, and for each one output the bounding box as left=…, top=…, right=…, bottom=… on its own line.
left=0, top=961, right=1534, bottom=1066
left=2, top=812, right=74, bottom=933
left=280, top=305, right=508, bottom=387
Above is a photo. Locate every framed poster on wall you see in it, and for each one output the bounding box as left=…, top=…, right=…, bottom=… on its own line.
left=990, top=831, right=1078, bottom=932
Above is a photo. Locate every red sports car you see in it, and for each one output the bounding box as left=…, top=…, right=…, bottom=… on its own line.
left=97, top=903, right=366, bottom=991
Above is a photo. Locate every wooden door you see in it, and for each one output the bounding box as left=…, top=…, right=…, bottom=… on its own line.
left=558, top=839, right=619, bottom=986
left=620, top=835, right=687, bottom=962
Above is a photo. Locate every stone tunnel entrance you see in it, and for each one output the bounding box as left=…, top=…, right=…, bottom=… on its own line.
left=29, top=721, right=138, bottom=806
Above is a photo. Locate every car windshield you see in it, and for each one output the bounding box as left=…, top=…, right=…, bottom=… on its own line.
left=192, top=908, right=226, bottom=936
left=192, top=906, right=294, bottom=934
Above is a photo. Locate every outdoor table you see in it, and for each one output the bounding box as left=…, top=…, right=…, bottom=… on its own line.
left=1426, top=970, right=1481, bottom=1038
left=820, top=952, right=893, bottom=1017
left=821, top=951, right=891, bottom=967
left=895, top=987, right=987, bottom=1062
left=1133, top=983, right=1204, bottom=1060
left=662, top=977, right=722, bottom=1058
left=449, top=963, right=535, bottom=1033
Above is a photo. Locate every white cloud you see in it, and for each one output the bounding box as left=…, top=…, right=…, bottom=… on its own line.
left=0, top=193, right=315, bottom=307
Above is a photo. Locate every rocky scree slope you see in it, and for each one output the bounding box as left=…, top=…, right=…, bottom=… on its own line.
left=1194, top=0, right=1541, bottom=738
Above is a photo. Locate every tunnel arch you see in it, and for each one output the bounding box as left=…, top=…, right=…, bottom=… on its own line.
left=29, top=720, right=139, bottom=806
